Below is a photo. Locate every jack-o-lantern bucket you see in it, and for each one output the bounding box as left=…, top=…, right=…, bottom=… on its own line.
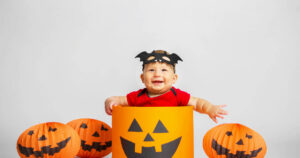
left=112, top=106, right=194, bottom=158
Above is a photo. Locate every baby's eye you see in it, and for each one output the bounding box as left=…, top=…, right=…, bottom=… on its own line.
left=162, top=69, right=168, bottom=72
left=148, top=69, right=154, bottom=72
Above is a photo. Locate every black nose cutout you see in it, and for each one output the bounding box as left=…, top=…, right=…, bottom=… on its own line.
left=236, top=139, right=244, bottom=145
left=144, top=133, right=154, bottom=142
left=92, top=131, right=100, bottom=137
left=38, top=135, right=47, bottom=141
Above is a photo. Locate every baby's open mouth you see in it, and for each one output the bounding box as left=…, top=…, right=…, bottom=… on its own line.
left=152, top=80, right=163, bottom=84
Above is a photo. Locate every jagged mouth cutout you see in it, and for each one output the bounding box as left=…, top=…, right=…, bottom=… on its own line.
left=211, top=130, right=263, bottom=158
left=120, top=118, right=182, bottom=158
left=18, top=137, right=71, bottom=157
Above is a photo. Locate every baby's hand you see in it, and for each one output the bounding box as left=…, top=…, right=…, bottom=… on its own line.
left=208, top=105, right=228, bottom=123
left=105, top=97, right=118, bottom=115
left=104, top=96, right=128, bottom=115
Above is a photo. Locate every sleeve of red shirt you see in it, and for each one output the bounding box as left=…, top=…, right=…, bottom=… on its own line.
left=126, top=89, right=141, bottom=106
left=175, top=88, right=191, bottom=106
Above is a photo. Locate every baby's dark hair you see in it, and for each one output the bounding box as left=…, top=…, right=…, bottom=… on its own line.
left=136, top=50, right=183, bottom=73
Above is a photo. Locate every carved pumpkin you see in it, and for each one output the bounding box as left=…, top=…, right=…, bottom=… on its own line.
left=17, top=122, right=81, bottom=158
left=203, top=123, right=267, bottom=158
left=112, top=106, right=193, bottom=158
left=67, top=118, right=112, bottom=158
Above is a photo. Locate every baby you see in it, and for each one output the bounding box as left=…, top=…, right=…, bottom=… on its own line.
left=105, top=50, right=227, bottom=123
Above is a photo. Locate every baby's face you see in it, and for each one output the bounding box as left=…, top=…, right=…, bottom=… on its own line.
left=141, top=62, right=178, bottom=96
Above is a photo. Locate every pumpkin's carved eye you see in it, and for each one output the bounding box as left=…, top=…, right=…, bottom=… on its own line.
left=153, top=120, right=168, bottom=133
left=48, top=127, right=57, bottom=132
left=101, top=124, right=109, bottom=131
left=246, top=133, right=252, bottom=139
left=28, top=130, right=34, bottom=135
left=80, top=123, right=88, bottom=128
left=128, top=118, right=142, bottom=132
left=226, top=131, right=232, bottom=136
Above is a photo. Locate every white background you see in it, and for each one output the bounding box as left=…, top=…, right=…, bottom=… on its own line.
left=1, top=0, right=299, bottom=157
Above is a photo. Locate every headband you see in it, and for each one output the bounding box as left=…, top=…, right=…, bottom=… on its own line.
left=135, top=50, right=183, bottom=68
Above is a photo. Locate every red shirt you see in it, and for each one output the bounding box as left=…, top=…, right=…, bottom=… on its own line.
left=126, top=87, right=190, bottom=107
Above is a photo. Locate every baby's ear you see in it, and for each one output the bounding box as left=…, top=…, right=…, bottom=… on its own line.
left=173, top=74, right=178, bottom=83
left=140, top=74, right=144, bottom=83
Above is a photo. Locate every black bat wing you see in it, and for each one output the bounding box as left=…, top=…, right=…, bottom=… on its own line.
left=169, top=53, right=183, bottom=64
left=135, top=51, right=150, bottom=62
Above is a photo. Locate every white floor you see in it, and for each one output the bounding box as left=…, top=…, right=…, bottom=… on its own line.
left=10, top=140, right=298, bottom=158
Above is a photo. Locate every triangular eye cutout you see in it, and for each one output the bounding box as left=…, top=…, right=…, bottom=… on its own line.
left=101, top=124, right=109, bottom=131
left=226, top=131, right=232, bottom=136
left=153, top=120, right=168, bottom=133
left=80, top=123, right=88, bottom=128
left=48, top=127, right=57, bottom=132
left=246, top=133, right=253, bottom=139
left=28, top=130, right=34, bottom=135
left=128, top=118, right=142, bottom=132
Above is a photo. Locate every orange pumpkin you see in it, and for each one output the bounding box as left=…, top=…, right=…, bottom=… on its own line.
left=203, top=123, right=267, bottom=158
left=67, top=118, right=112, bottom=158
left=17, top=122, right=81, bottom=158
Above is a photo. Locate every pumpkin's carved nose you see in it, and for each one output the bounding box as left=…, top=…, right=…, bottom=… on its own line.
left=236, top=139, right=244, bottom=145
left=38, top=135, right=47, bottom=141
left=144, top=133, right=154, bottom=142
left=92, top=131, right=100, bottom=137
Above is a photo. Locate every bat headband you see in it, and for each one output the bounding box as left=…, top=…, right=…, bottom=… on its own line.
left=135, top=50, right=183, bottom=68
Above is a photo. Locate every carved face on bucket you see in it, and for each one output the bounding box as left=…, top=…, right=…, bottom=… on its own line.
left=120, top=118, right=181, bottom=158
left=203, top=123, right=267, bottom=158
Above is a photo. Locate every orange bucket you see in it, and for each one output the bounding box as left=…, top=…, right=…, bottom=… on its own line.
left=112, top=106, right=194, bottom=158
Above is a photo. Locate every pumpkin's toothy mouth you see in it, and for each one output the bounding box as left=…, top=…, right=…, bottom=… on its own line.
left=212, top=139, right=262, bottom=158
left=18, top=137, right=71, bottom=157
left=81, top=140, right=112, bottom=152
left=120, top=136, right=181, bottom=158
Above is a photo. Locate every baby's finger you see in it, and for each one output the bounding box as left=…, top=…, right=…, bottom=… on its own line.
left=105, top=108, right=111, bottom=115
left=109, top=103, right=114, bottom=109
left=216, top=114, right=224, bottom=119
left=105, top=105, right=112, bottom=115
left=210, top=115, right=218, bottom=123
left=214, top=118, right=218, bottom=123
left=218, top=109, right=228, bottom=115
left=106, top=108, right=112, bottom=115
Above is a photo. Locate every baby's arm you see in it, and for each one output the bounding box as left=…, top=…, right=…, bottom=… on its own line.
left=105, top=96, right=128, bottom=115
left=187, top=96, right=228, bottom=123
